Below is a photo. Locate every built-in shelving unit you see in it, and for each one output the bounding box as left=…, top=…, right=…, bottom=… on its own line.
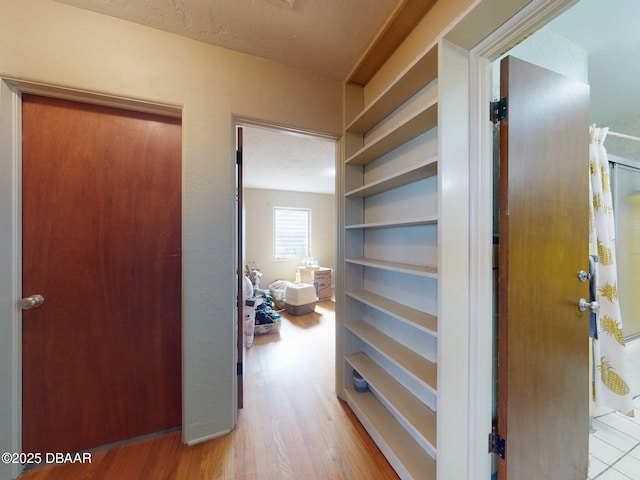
left=339, top=2, right=472, bottom=477
left=341, top=23, right=441, bottom=477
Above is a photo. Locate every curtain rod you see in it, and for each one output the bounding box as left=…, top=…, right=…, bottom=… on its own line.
left=607, top=130, right=640, bottom=143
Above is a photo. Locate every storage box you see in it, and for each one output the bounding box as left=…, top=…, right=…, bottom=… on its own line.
left=313, top=268, right=332, bottom=300
left=254, top=320, right=281, bottom=335
left=297, top=266, right=318, bottom=284
left=284, top=283, right=317, bottom=315
left=298, top=266, right=332, bottom=300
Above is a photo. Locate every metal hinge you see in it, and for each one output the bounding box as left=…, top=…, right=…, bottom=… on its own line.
left=490, top=97, right=507, bottom=124
left=236, top=150, right=242, bottom=165
left=489, top=430, right=506, bottom=460
left=237, top=362, right=243, bottom=375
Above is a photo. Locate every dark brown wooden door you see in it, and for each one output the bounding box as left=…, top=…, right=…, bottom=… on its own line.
left=497, top=56, right=590, bottom=479
left=22, top=94, right=182, bottom=454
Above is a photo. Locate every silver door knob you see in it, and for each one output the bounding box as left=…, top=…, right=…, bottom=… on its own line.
left=578, top=298, right=599, bottom=313
left=19, top=294, right=45, bottom=310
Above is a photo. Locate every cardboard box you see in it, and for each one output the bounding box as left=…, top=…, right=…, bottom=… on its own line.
left=297, top=266, right=318, bottom=284
left=313, top=268, right=332, bottom=300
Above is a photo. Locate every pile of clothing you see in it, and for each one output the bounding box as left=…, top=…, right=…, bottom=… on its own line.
left=254, top=294, right=281, bottom=326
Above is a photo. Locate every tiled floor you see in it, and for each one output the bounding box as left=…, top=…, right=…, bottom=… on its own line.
left=588, top=340, right=640, bottom=479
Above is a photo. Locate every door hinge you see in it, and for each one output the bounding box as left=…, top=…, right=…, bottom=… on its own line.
left=489, top=430, right=506, bottom=460
left=237, top=362, right=243, bottom=376
left=490, top=97, right=507, bottom=124
left=236, top=150, right=242, bottom=165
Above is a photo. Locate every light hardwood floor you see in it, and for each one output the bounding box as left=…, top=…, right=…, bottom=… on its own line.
left=19, top=300, right=399, bottom=479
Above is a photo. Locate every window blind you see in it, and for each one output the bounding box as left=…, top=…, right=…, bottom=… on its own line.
left=274, top=207, right=310, bottom=260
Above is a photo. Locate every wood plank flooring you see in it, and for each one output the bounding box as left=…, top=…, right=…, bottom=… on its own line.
left=19, top=300, right=399, bottom=479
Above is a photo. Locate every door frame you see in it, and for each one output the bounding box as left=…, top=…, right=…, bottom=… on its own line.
left=231, top=117, right=339, bottom=417
left=0, top=78, right=182, bottom=480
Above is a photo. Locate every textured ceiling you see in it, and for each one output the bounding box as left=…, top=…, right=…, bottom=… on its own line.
left=242, top=125, right=336, bottom=194
left=55, top=0, right=400, bottom=81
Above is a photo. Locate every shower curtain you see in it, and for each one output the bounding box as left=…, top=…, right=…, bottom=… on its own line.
left=589, top=125, right=634, bottom=416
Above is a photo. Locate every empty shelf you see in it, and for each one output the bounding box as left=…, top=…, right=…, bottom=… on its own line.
left=345, top=257, right=437, bottom=278
left=345, top=290, right=437, bottom=335
left=345, top=387, right=437, bottom=480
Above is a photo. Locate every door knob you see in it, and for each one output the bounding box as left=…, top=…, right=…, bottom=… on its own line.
left=19, top=294, right=45, bottom=310
left=578, top=298, right=599, bottom=313
left=577, top=270, right=591, bottom=282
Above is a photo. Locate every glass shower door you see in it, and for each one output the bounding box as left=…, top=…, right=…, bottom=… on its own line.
left=612, top=162, right=640, bottom=340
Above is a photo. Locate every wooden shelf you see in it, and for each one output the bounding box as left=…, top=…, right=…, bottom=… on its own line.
left=347, top=0, right=437, bottom=86
left=345, top=156, right=438, bottom=198
left=345, top=215, right=437, bottom=230
left=345, top=101, right=437, bottom=166
left=347, top=45, right=439, bottom=133
left=346, top=321, right=437, bottom=392
left=345, top=257, right=437, bottom=279
left=345, top=290, right=437, bottom=335
left=346, top=352, right=437, bottom=454
left=345, top=387, right=436, bottom=480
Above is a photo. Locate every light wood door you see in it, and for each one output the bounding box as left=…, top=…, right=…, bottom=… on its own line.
left=497, top=56, right=590, bottom=479
left=22, top=94, right=182, bottom=454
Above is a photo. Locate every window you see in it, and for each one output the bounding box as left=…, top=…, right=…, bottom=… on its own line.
left=274, top=207, right=310, bottom=260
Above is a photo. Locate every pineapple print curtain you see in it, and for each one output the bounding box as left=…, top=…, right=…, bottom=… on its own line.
left=589, top=125, right=634, bottom=416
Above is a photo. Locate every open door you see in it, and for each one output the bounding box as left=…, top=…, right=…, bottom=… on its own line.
left=496, top=56, right=590, bottom=478
left=236, top=126, right=245, bottom=409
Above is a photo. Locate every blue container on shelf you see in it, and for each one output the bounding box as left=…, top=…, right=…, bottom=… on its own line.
left=353, top=370, right=368, bottom=393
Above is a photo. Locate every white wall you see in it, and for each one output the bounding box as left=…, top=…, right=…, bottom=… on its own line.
left=244, top=188, right=335, bottom=288
left=493, top=26, right=589, bottom=100
left=607, top=115, right=640, bottom=159
left=0, top=1, right=341, bottom=472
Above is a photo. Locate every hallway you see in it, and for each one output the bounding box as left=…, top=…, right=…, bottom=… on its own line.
left=19, top=300, right=397, bottom=480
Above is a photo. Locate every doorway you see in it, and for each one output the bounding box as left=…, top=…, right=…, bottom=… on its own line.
left=237, top=121, right=337, bottom=404
left=241, top=124, right=336, bottom=290
left=490, top=1, right=640, bottom=478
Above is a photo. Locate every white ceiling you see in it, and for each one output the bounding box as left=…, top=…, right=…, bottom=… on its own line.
left=55, top=0, right=401, bottom=195
left=242, top=125, right=336, bottom=194
left=547, top=0, right=640, bottom=124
